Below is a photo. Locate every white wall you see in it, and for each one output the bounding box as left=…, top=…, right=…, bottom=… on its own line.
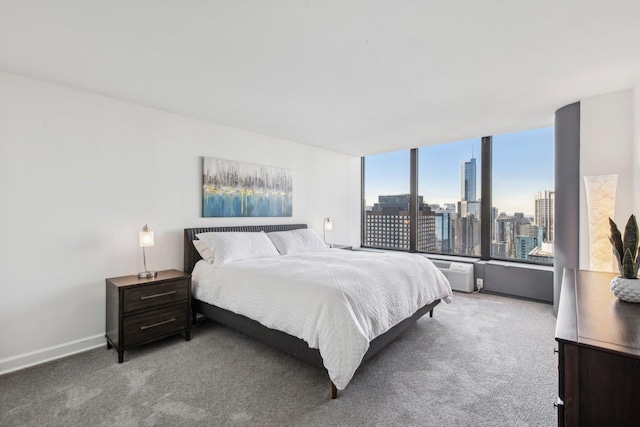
left=634, top=84, right=640, bottom=215
left=579, top=89, right=634, bottom=270
left=0, top=70, right=360, bottom=373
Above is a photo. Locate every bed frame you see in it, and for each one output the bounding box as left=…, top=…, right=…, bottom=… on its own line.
left=184, top=224, right=441, bottom=399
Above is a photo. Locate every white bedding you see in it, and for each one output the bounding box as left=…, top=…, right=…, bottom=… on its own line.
left=192, top=248, right=452, bottom=390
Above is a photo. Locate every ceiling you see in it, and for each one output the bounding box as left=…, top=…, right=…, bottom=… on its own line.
left=1, top=1, right=639, bottom=156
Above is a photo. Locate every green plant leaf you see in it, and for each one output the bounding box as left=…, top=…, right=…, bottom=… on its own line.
left=623, top=248, right=635, bottom=278
left=609, top=236, right=623, bottom=275
left=609, top=217, right=624, bottom=261
left=623, top=214, right=639, bottom=262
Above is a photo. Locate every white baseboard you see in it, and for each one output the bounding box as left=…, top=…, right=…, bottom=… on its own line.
left=0, top=334, right=106, bottom=375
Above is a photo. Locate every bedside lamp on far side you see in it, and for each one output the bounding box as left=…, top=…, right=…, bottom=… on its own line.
left=323, top=217, right=333, bottom=246
left=138, top=224, right=157, bottom=278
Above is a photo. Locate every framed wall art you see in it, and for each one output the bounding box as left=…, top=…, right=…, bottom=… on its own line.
left=202, top=157, right=293, bottom=217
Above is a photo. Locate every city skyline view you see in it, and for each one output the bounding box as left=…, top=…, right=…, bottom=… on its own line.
left=365, top=127, right=554, bottom=217
left=363, top=127, right=555, bottom=264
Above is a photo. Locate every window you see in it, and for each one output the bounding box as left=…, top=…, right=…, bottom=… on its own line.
left=491, top=127, right=555, bottom=265
left=362, top=127, right=554, bottom=266
left=363, top=150, right=411, bottom=251
left=418, top=138, right=482, bottom=256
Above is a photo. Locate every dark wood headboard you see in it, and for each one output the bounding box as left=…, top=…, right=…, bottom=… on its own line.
left=183, top=224, right=308, bottom=273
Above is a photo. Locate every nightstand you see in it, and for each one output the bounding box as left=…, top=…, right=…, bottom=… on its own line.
left=105, top=269, right=191, bottom=363
left=330, top=244, right=352, bottom=250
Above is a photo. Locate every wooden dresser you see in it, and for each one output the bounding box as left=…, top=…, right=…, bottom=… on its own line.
left=555, top=269, right=640, bottom=426
left=106, top=269, right=191, bottom=362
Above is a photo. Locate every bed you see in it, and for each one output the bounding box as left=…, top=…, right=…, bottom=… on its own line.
left=184, top=224, right=452, bottom=399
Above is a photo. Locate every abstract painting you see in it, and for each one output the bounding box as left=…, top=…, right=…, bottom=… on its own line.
left=202, top=157, right=293, bottom=217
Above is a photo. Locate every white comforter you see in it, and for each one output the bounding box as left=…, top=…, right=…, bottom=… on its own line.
left=192, top=249, right=452, bottom=390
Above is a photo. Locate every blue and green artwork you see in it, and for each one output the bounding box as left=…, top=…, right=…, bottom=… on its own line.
left=202, top=157, right=293, bottom=217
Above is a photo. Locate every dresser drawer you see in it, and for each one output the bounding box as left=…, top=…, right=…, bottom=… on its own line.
left=123, top=279, right=189, bottom=313
left=123, top=304, right=189, bottom=347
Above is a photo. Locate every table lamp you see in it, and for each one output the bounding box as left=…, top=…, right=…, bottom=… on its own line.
left=323, top=217, right=333, bottom=245
left=138, top=224, right=157, bottom=278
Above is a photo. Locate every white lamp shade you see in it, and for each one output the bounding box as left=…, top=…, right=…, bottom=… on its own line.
left=324, top=218, right=333, bottom=230
left=584, top=174, right=618, bottom=272
left=139, top=230, right=155, bottom=247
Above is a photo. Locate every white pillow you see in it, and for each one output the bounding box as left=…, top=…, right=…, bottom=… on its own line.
left=192, top=239, right=214, bottom=263
left=267, top=229, right=327, bottom=255
left=194, top=231, right=279, bottom=264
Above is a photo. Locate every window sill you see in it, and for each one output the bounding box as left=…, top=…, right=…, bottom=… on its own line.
left=418, top=253, right=479, bottom=264
left=356, top=247, right=552, bottom=271
left=479, top=259, right=554, bottom=272
left=355, top=247, right=404, bottom=253
left=357, top=247, right=479, bottom=264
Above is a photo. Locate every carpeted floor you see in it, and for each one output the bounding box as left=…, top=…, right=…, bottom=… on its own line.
left=0, top=292, right=557, bottom=426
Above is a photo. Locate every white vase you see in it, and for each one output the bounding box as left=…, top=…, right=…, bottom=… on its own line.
left=610, top=277, right=640, bottom=303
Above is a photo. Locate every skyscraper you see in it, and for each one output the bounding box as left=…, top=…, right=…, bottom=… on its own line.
left=495, top=213, right=516, bottom=258
left=534, top=190, right=555, bottom=242
left=453, top=156, right=479, bottom=255
left=454, top=214, right=480, bottom=255
left=434, top=210, right=454, bottom=253
left=461, top=157, right=477, bottom=202
left=491, top=207, right=499, bottom=240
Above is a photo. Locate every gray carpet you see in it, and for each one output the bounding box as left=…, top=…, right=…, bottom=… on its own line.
left=0, top=292, right=557, bottom=426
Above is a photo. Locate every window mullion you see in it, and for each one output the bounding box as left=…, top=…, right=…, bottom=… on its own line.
left=409, top=148, right=418, bottom=253
left=481, top=136, right=492, bottom=260
left=360, top=156, right=365, bottom=248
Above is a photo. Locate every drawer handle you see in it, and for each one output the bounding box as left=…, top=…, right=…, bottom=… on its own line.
left=140, top=318, right=176, bottom=330
left=140, top=290, right=176, bottom=300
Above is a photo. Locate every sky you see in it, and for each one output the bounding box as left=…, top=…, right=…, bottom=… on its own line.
left=364, top=127, right=554, bottom=217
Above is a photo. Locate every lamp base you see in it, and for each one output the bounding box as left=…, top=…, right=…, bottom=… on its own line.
left=138, top=271, right=157, bottom=279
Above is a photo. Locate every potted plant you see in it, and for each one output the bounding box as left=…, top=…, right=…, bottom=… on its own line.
left=609, top=214, right=640, bottom=302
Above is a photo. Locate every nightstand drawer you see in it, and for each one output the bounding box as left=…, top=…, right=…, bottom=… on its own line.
left=123, top=305, right=189, bottom=346
left=123, top=279, right=189, bottom=313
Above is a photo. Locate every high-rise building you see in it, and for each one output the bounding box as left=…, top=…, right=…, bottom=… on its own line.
left=374, top=194, right=424, bottom=213
left=495, top=213, right=516, bottom=258
left=454, top=214, right=480, bottom=255
left=365, top=194, right=435, bottom=251
left=453, top=156, right=479, bottom=254
left=493, top=213, right=539, bottom=260
left=490, top=195, right=553, bottom=263
left=534, top=190, right=555, bottom=242
left=491, top=207, right=499, bottom=240
left=434, top=210, right=454, bottom=253
left=516, top=236, right=537, bottom=260
left=461, top=157, right=477, bottom=202
left=417, top=206, right=436, bottom=252
left=518, top=223, right=543, bottom=242
left=365, top=210, right=410, bottom=249
left=458, top=200, right=480, bottom=219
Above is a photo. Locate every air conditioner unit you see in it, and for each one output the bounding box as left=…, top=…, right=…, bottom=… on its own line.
left=430, top=260, right=475, bottom=293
